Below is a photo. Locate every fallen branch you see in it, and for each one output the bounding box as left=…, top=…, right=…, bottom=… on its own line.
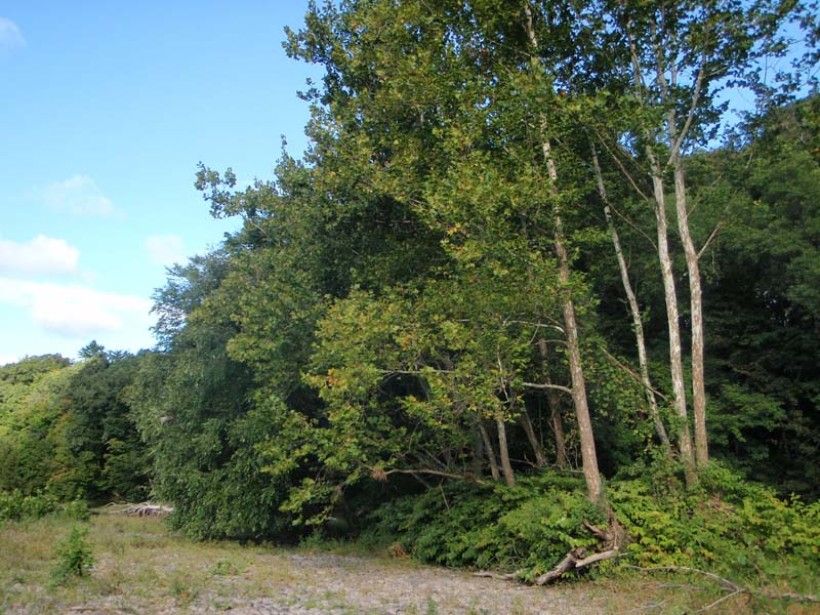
left=121, top=502, right=174, bottom=517
left=535, top=547, right=620, bottom=585
left=473, top=570, right=522, bottom=581
left=624, top=565, right=819, bottom=605
left=474, top=518, right=625, bottom=585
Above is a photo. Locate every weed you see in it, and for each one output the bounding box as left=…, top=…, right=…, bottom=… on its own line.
left=211, top=558, right=242, bottom=576
left=51, top=524, right=94, bottom=584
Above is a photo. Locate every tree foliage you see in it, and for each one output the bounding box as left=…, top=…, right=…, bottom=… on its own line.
left=2, top=0, right=817, bottom=589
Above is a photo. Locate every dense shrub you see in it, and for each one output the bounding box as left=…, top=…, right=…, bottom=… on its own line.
left=0, top=491, right=91, bottom=523
left=0, top=490, right=60, bottom=521
left=610, top=463, right=820, bottom=587
left=364, top=473, right=605, bottom=577
left=364, top=465, right=819, bottom=586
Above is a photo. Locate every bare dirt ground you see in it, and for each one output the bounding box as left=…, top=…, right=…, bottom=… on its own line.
left=1, top=514, right=776, bottom=614
left=0, top=514, right=605, bottom=614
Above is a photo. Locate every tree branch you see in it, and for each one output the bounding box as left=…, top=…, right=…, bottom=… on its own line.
left=696, top=222, right=723, bottom=260
left=667, top=61, right=707, bottom=166
left=522, top=382, right=573, bottom=395
left=602, top=349, right=669, bottom=402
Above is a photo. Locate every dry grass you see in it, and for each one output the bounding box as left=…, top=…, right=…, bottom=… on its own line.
left=0, top=514, right=815, bottom=614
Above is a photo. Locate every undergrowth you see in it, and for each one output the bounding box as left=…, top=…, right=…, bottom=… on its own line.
left=361, top=462, right=819, bottom=593
left=0, top=490, right=89, bottom=523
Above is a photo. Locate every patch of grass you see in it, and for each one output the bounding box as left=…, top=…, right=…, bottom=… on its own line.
left=210, top=558, right=244, bottom=576
left=1, top=512, right=812, bottom=614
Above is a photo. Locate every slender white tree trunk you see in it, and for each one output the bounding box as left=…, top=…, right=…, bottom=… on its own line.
left=519, top=410, right=547, bottom=468
left=478, top=421, right=501, bottom=481
left=649, top=160, right=696, bottom=485
left=591, top=146, right=671, bottom=452
left=525, top=2, right=603, bottom=503
left=625, top=21, right=696, bottom=484
left=671, top=159, right=709, bottom=467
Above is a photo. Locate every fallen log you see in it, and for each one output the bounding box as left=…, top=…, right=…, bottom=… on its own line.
left=534, top=547, right=619, bottom=584
left=475, top=517, right=625, bottom=585
left=121, top=502, right=174, bottom=517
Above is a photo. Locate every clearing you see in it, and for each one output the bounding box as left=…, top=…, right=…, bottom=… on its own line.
left=0, top=514, right=790, bottom=614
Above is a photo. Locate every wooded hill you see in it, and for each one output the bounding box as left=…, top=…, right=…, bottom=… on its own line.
left=2, top=0, right=818, bottom=596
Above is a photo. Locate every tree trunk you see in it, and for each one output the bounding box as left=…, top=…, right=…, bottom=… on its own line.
left=495, top=417, right=516, bottom=486
left=536, top=338, right=568, bottom=468
left=524, top=3, right=603, bottom=504
left=591, top=145, right=671, bottom=452
left=553, top=221, right=603, bottom=501
left=623, top=17, right=695, bottom=484
left=649, top=163, right=696, bottom=485
left=478, top=421, right=501, bottom=482
left=471, top=421, right=486, bottom=478
left=672, top=160, right=709, bottom=467
left=518, top=410, right=547, bottom=468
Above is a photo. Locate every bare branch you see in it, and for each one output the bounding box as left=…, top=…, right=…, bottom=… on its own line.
left=602, top=349, right=669, bottom=402
left=593, top=128, right=652, bottom=203
left=380, top=468, right=487, bottom=484
left=697, top=222, right=723, bottom=260
left=522, top=381, right=573, bottom=395
left=667, top=61, right=707, bottom=165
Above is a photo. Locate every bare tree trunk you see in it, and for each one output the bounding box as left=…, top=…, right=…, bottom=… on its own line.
left=591, top=145, right=671, bottom=452
left=649, top=163, right=696, bottom=485
left=553, top=221, right=603, bottom=501
left=519, top=410, right=547, bottom=468
left=672, top=160, right=708, bottom=467
left=536, top=338, right=568, bottom=468
left=495, top=417, right=516, bottom=486
left=547, top=390, right=568, bottom=469
left=649, top=11, right=709, bottom=468
left=478, top=421, right=501, bottom=482
left=471, top=422, right=486, bottom=478
left=524, top=2, right=603, bottom=504
left=623, top=20, right=696, bottom=484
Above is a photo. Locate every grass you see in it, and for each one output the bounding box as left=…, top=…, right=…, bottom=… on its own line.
left=0, top=513, right=290, bottom=613
left=0, top=513, right=815, bottom=614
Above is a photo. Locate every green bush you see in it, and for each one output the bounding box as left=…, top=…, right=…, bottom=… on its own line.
left=364, top=473, right=604, bottom=577
left=51, top=525, right=94, bottom=583
left=364, top=465, right=819, bottom=587
left=0, top=490, right=60, bottom=521
left=63, top=499, right=91, bottom=521
left=609, top=463, right=819, bottom=588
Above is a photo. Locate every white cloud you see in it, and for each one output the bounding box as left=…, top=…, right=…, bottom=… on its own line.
left=0, top=235, right=79, bottom=276
left=145, top=234, right=186, bottom=267
left=0, top=277, right=152, bottom=338
left=42, top=175, right=116, bottom=217
left=0, top=17, right=25, bottom=50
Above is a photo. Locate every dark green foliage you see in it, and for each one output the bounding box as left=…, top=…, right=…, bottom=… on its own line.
left=691, top=99, right=820, bottom=496
left=129, top=259, right=300, bottom=541
left=0, top=347, right=150, bottom=504
left=51, top=345, right=150, bottom=502
left=365, top=474, right=604, bottom=577
left=364, top=466, right=818, bottom=588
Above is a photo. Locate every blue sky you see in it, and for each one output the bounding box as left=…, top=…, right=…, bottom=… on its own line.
left=0, top=2, right=318, bottom=364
